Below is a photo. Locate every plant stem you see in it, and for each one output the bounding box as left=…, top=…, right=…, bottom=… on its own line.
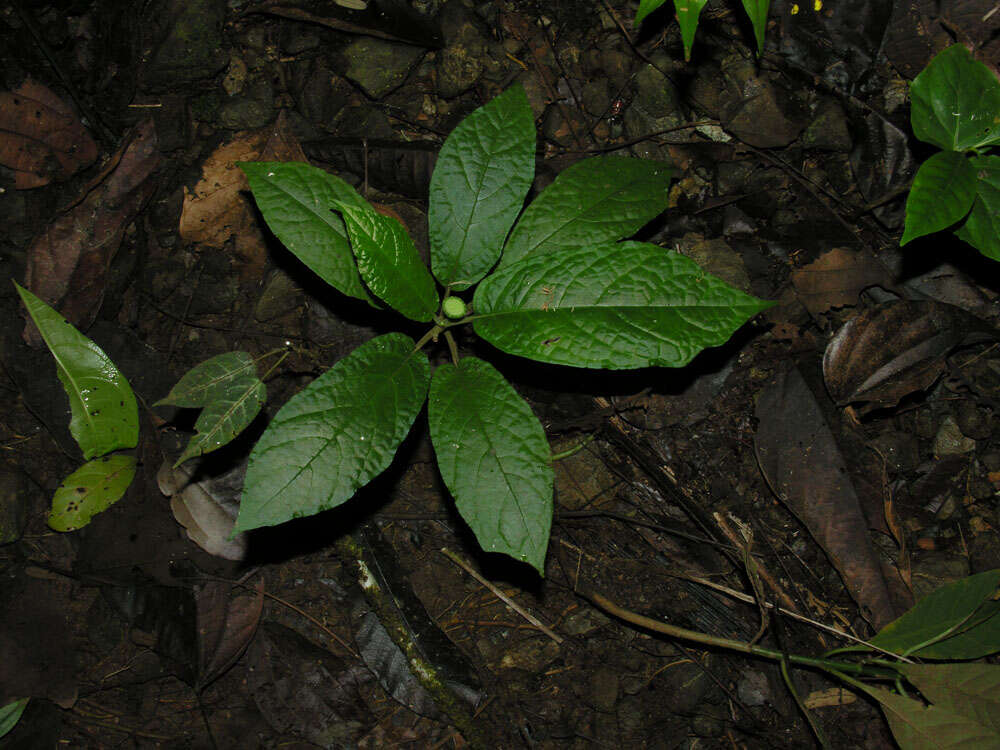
left=258, top=350, right=290, bottom=382
left=550, top=433, right=596, bottom=461
left=413, top=325, right=442, bottom=352
left=444, top=330, right=460, bottom=366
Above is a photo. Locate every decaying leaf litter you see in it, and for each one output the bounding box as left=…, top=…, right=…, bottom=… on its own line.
left=1, top=0, right=999, bottom=747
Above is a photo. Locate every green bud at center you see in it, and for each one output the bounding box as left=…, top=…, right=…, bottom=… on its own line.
left=442, top=296, right=467, bottom=319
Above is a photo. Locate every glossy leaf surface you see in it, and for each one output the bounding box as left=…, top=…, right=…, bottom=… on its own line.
left=740, top=0, right=769, bottom=57
left=15, top=282, right=138, bottom=459
left=156, top=351, right=265, bottom=466
left=901, top=151, right=977, bottom=245
left=428, top=358, right=553, bottom=573
left=955, top=155, right=1000, bottom=261
left=674, top=0, right=709, bottom=60
left=635, top=0, right=667, bottom=25
left=334, top=202, right=439, bottom=322
left=429, top=84, right=535, bottom=290
left=500, top=156, right=673, bottom=269
left=474, top=242, right=773, bottom=369
left=239, top=161, right=373, bottom=303
left=236, top=334, right=430, bottom=532
left=49, top=454, right=137, bottom=531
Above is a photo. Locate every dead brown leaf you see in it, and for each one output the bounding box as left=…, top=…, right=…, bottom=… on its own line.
left=790, top=247, right=896, bottom=317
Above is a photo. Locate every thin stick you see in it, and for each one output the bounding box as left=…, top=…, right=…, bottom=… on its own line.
left=440, top=547, right=564, bottom=644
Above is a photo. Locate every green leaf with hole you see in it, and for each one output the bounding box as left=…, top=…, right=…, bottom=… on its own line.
left=428, top=358, right=553, bottom=574
left=0, top=698, right=29, bottom=739
left=239, top=161, right=373, bottom=303
left=429, top=84, right=535, bottom=290
left=910, top=45, right=1000, bottom=152
left=475, top=242, right=773, bottom=369
left=236, top=334, right=430, bottom=533
left=635, top=0, right=668, bottom=25
left=866, top=569, right=1000, bottom=659
left=740, top=0, right=770, bottom=57
left=901, top=151, right=978, bottom=245
left=673, top=0, right=709, bottom=61
left=155, top=352, right=266, bottom=467
left=955, top=155, right=1000, bottom=261
left=14, top=282, right=138, bottom=460
left=500, top=156, right=673, bottom=269
left=49, top=454, right=137, bottom=531
left=333, top=202, right=439, bottom=322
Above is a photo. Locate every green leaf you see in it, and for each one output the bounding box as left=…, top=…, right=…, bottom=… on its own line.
left=673, top=0, right=709, bottom=61
left=635, top=0, right=668, bottom=25
left=853, top=681, right=1000, bottom=749
left=333, top=201, right=439, bottom=322
left=14, top=282, right=138, bottom=460
left=239, top=161, right=373, bottom=303
left=474, top=242, right=774, bottom=369
left=901, top=151, right=978, bottom=245
left=955, top=155, right=1000, bottom=261
left=49, top=454, right=137, bottom=531
left=910, top=45, right=1000, bottom=152
left=897, top=663, right=1000, bottom=737
left=500, top=156, right=673, bottom=269
left=428, top=358, right=553, bottom=574
left=867, top=569, right=1000, bottom=659
left=156, top=352, right=266, bottom=466
left=740, top=0, right=770, bottom=57
left=236, top=334, right=430, bottom=533
left=0, top=698, right=29, bottom=739
left=429, top=84, right=535, bottom=290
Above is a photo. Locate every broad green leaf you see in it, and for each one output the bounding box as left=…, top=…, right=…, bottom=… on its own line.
left=635, top=0, right=668, bottom=25
left=428, top=358, right=553, bottom=574
left=500, top=156, right=673, bottom=269
left=0, top=698, right=29, bottom=739
left=901, top=151, right=978, bottom=245
left=955, top=155, right=1000, bottom=261
left=239, top=162, right=373, bottom=303
left=474, top=242, right=773, bottom=369
left=854, top=681, right=1000, bottom=749
left=49, top=454, right=137, bottom=531
left=236, top=334, right=430, bottom=533
left=156, top=352, right=266, bottom=466
left=429, top=84, right=535, bottom=290
left=333, top=201, right=439, bottom=322
left=14, top=282, right=138, bottom=459
left=910, top=45, right=1000, bottom=152
left=897, top=663, right=1000, bottom=736
left=867, top=569, right=1000, bottom=659
left=673, top=0, right=709, bottom=61
left=740, top=0, right=770, bottom=57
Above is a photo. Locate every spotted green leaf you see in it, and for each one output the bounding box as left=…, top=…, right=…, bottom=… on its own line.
left=49, top=454, right=137, bottom=531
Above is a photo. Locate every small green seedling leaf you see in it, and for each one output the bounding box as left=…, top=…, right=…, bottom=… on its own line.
left=236, top=333, right=430, bottom=533
left=673, top=0, right=709, bottom=61
left=500, top=156, right=673, bottom=269
left=635, top=0, right=668, bottom=26
left=156, top=352, right=266, bottom=466
left=865, top=569, right=1000, bottom=659
left=954, top=155, right=1000, bottom=261
left=740, top=0, right=770, bottom=57
left=14, top=282, right=138, bottom=459
left=333, top=201, right=439, bottom=322
left=429, top=84, right=535, bottom=290
left=474, top=242, right=773, bottom=369
left=428, top=358, right=553, bottom=574
left=910, top=45, right=1000, bottom=152
left=0, top=698, right=29, bottom=739
left=896, top=663, right=1000, bottom=737
left=49, top=454, right=137, bottom=531
left=901, top=151, right=978, bottom=245
left=239, top=162, right=374, bottom=303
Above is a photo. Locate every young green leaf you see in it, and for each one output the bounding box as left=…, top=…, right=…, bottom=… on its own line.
left=14, top=282, right=138, bottom=459
left=156, top=352, right=266, bottom=466
left=500, top=156, right=673, bottom=269
left=0, top=698, right=29, bottom=739
left=740, top=0, right=770, bottom=57
left=901, top=151, right=979, bottom=245
left=474, top=242, right=773, bottom=369
left=896, top=663, right=1000, bottom=736
left=236, top=334, right=430, bottom=533
left=239, top=162, right=373, bottom=303
left=673, top=0, right=709, bottom=61
left=49, top=454, right=137, bottom=531
left=910, top=45, right=1000, bottom=152
left=954, top=155, right=1000, bottom=261
left=866, top=569, right=1000, bottom=659
left=333, top=201, right=439, bottom=322
left=429, top=84, right=535, bottom=290
left=428, top=358, right=553, bottom=574
left=635, top=0, right=668, bottom=25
